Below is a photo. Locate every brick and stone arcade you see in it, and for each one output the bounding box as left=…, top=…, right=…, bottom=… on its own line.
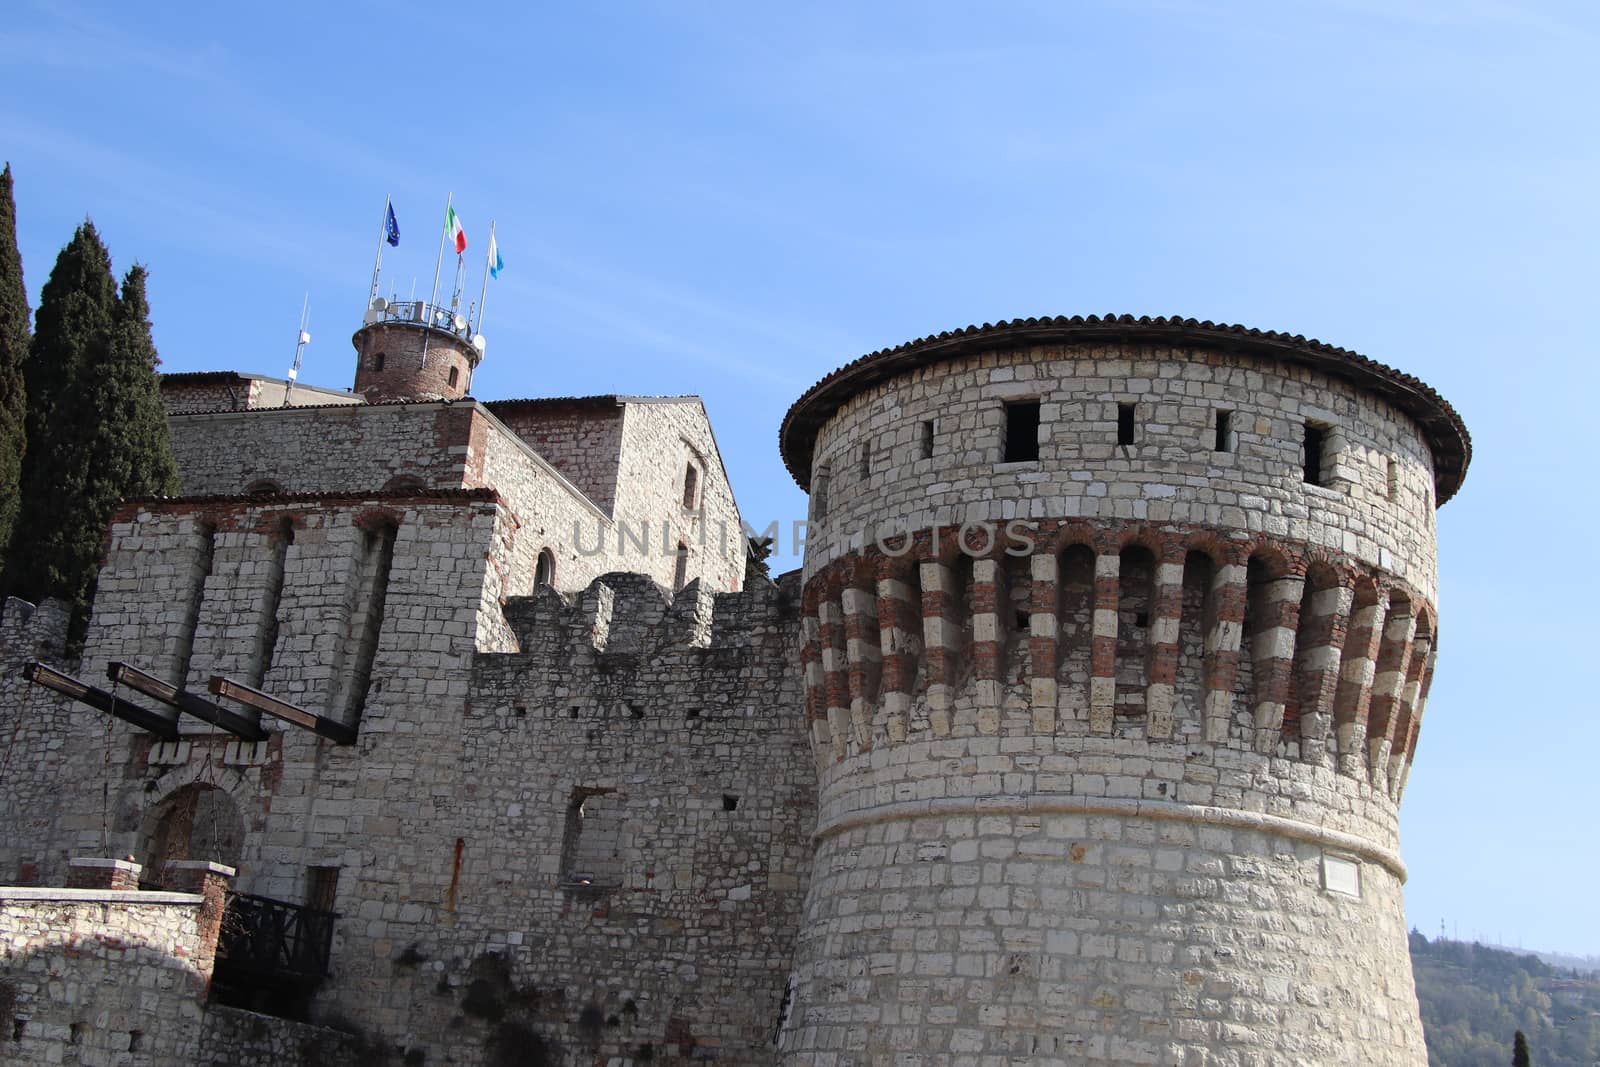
left=0, top=300, right=1468, bottom=1066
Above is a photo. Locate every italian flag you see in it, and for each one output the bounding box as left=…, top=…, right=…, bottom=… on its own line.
left=446, top=205, right=467, bottom=254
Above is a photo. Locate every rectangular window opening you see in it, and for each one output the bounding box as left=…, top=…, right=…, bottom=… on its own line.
left=722, top=794, right=740, bottom=811
left=1303, top=422, right=1327, bottom=486
left=562, top=788, right=624, bottom=887
left=306, top=865, right=340, bottom=912
left=1214, top=410, right=1233, bottom=453
left=1386, top=457, right=1399, bottom=502
left=1117, top=403, right=1136, bottom=446
left=1003, top=401, right=1041, bottom=463
left=859, top=441, right=871, bottom=480
left=920, top=419, right=935, bottom=460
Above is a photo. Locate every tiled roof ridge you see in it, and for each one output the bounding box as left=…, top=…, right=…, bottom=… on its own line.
left=778, top=314, right=1471, bottom=503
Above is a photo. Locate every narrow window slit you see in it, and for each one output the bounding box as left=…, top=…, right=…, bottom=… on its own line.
left=682, top=463, right=699, bottom=510
left=1214, top=410, right=1233, bottom=453
left=921, top=419, right=935, bottom=459
left=1303, top=422, right=1327, bottom=486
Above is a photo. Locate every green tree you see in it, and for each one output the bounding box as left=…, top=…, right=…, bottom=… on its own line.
left=1515, top=1030, right=1531, bottom=1067
left=4, top=224, right=178, bottom=636
left=0, top=164, right=29, bottom=571
left=86, top=263, right=178, bottom=505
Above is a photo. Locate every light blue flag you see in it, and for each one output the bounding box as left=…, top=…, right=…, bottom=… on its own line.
left=489, top=232, right=503, bottom=279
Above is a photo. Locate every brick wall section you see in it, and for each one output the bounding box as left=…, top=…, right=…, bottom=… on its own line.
left=351, top=322, right=476, bottom=403
left=486, top=398, right=626, bottom=512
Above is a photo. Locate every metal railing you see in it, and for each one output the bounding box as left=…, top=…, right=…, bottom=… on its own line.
left=217, top=892, right=337, bottom=982
left=367, top=299, right=474, bottom=340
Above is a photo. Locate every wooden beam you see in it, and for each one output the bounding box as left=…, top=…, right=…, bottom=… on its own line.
left=23, top=661, right=179, bottom=741
left=208, top=675, right=357, bottom=746
left=107, top=662, right=267, bottom=742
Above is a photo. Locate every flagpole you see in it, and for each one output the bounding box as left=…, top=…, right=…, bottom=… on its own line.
left=424, top=192, right=451, bottom=368
left=475, top=220, right=495, bottom=337
left=368, top=194, right=390, bottom=304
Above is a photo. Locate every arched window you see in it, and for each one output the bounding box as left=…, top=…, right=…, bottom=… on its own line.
left=534, top=548, right=556, bottom=590
left=682, top=462, right=700, bottom=510
left=245, top=478, right=283, bottom=497
left=373, top=352, right=386, bottom=371
left=447, top=366, right=460, bottom=388
left=382, top=474, right=426, bottom=492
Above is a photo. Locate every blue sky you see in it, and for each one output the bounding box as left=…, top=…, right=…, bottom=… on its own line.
left=3, top=1, right=1596, bottom=953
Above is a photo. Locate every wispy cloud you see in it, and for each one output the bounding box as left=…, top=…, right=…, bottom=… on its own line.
left=495, top=273, right=812, bottom=393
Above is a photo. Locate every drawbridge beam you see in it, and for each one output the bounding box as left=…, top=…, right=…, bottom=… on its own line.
left=22, top=661, right=180, bottom=741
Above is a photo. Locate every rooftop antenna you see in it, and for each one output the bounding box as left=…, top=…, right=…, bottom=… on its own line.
left=282, top=294, right=311, bottom=407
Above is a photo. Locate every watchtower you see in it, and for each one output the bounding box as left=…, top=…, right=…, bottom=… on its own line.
left=350, top=297, right=484, bottom=403
left=776, top=315, right=1469, bottom=1065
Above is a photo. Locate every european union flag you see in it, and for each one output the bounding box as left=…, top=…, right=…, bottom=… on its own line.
left=385, top=203, right=400, bottom=247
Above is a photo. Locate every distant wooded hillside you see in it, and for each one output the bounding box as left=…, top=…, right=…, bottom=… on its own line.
left=1412, top=932, right=1600, bottom=1066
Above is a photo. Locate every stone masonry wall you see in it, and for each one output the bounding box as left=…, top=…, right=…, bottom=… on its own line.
left=0, top=598, right=71, bottom=886
left=0, top=889, right=209, bottom=1065
left=161, top=375, right=363, bottom=416
left=162, top=399, right=744, bottom=602
left=611, top=399, right=746, bottom=595
left=487, top=398, right=626, bottom=512
left=10, top=492, right=502, bottom=895
left=804, top=343, right=1440, bottom=602
left=166, top=403, right=486, bottom=498
left=782, top=338, right=1444, bottom=1065
left=298, top=572, right=814, bottom=1066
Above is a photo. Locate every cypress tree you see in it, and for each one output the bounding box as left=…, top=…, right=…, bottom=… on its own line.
left=0, top=165, right=29, bottom=572
left=1513, top=1030, right=1531, bottom=1067
left=85, top=263, right=179, bottom=503
left=4, top=224, right=178, bottom=636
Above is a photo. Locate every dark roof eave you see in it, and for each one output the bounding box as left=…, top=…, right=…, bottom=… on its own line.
left=778, top=315, right=1471, bottom=504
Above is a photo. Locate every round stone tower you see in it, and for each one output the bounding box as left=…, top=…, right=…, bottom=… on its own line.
left=776, top=315, right=1469, bottom=1066
left=350, top=298, right=483, bottom=403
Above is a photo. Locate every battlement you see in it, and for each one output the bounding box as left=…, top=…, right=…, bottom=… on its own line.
left=499, top=569, right=801, bottom=665
left=0, top=596, right=70, bottom=666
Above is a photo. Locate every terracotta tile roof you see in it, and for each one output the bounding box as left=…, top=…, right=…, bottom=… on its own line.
left=778, top=314, right=1471, bottom=504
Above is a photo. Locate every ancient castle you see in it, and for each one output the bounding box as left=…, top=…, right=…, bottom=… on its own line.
left=0, top=297, right=1468, bottom=1065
